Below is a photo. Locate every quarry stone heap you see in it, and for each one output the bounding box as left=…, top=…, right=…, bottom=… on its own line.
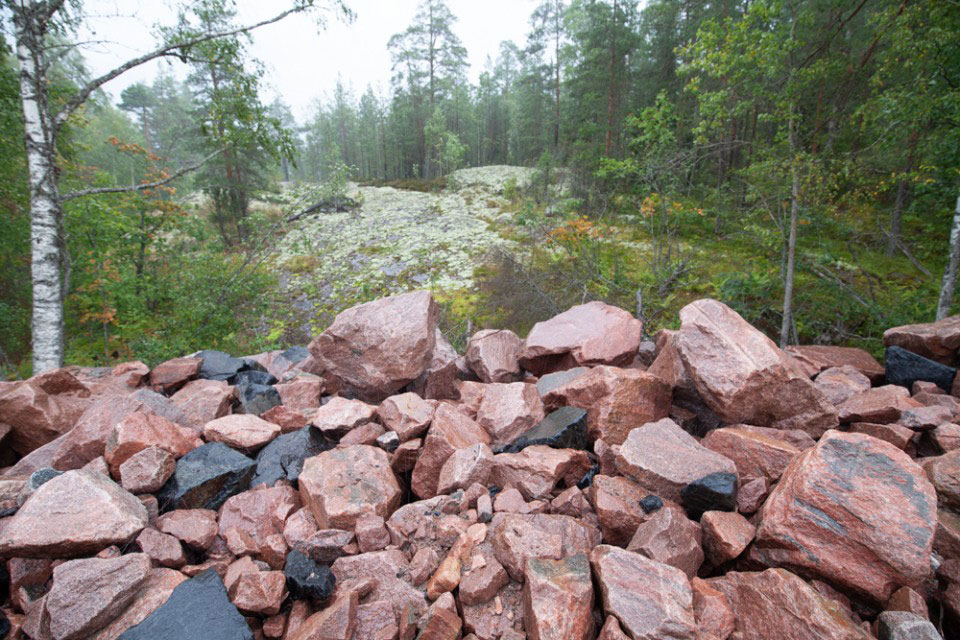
left=0, top=290, right=958, bottom=639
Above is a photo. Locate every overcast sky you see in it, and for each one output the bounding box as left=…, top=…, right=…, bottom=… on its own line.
left=76, top=0, right=535, bottom=122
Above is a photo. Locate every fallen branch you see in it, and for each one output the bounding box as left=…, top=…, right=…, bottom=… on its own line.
left=61, top=149, right=221, bottom=201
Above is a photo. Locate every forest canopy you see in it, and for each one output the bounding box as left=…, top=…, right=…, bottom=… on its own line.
left=1, top=0, right=958, bottom=376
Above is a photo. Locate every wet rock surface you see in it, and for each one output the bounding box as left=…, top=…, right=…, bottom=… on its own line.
left=676, top=299, right=838, bottom=436
left=753, top=430, right=937, bottom=603
left=117, top=569, right=253, bottom=640
left=886, top=345, right=957, bottom=392
left=1, top=294, right=957, bottom=639
left=495, top=406, right=588, bottom=454
left=308, top=290, right=438, bottom=402
left=250, top=425, right=336, bottom=488
left=0, top=470, right=147, bottom=557
left=156, top=442, right=256, bottom=512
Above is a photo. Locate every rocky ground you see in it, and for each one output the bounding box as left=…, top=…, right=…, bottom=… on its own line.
left=275, top=166, right=535, bottom=330
left=1, top=292, right=960, bottom=639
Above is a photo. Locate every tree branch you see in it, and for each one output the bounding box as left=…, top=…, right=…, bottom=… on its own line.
left=61, top=149, right=221, bottom=201
left=42, top=0, right=69, bottom=22
left=53, top=4, right=307, bottom=130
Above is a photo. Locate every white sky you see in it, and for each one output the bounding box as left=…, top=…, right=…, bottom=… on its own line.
left=76, top=0, right=535, bottom=122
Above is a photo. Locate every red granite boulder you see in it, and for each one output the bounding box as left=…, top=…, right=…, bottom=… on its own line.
left=307, top=290, right=439, bottom=402
left=476, top=382, right=546, bottom=446
left=708, top=569, right=871, bottom=639
left=884, top=315, right=960, bottom=365
left=615, top=418, right=737, bottom=501
left=520, top=301, right=644, bottom=375
left=299, top=445, right=403, bottom=529
left=590, top=544, right=697, bottom=640
left=542, top=366, right=671, bottom=445
left=0, top=470, right=148, bottom=557
left=522, top=554, right=594, bottom=640
left=752, top=430, right=937, bottom=603
left=411, top=404, right=491, bottom=499
left=675, top=299, right=838, bottom=437
left=786, top=345, right=885, bottom=382
left=466, top=329, right=523, bottom=383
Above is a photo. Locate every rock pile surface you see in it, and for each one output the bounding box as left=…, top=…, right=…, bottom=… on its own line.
left=1, top=291, right=959, bottom=640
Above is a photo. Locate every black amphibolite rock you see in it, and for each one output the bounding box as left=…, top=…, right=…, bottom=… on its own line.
left=0, top=560, right=8, bottom=603
left=195, top=350, right=247, bottom=382
left=284, top=550, right=336, bottom=601
left=375, top=430, right=400, bottom=453
left=157, top=443, right=256, bottom=512
left=576, top=464, right=600, bottom=490
left=232, top=370, right=278, bottom=387
left=234, top=382, right=281, bottom=416
left=885, top=345, right=956, bottom=393
left=118, top=568, right=252, bottom=640
left=681, top=472, right=738, bottom=520
left=495, top=407, right=589, bottom=454
left=251, top=426, right=336, bottom=488
left=280, top=346, right=309, bottom=364
left=639, top=494, right=663, bottom=514
left=28, top=468, right=63, bottom=490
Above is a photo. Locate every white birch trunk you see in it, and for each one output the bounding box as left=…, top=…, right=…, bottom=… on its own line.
left=15, top=11, right=65, bottom=373
left=936, top=194, right=960, bottom=321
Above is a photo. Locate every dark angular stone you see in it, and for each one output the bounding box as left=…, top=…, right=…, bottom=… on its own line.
left=157, top=442, right=256, bottom=512
left=576, top=464, right=599, bottom=490
left=240, top=358, right=269, bottom=374
left=495, top=407, right=589, bottom=454
left=281, top=346, right=309, bottom=364
left=118, top=568, right=252, bottom=640
left=284, top=550, right=335, bottom=601
left=681, top=472, right=738, bottom=520
left=232, top=370, right=277, bottom=387
left=29, top=467, right=64, bottom=490
left=234, top=383, right=281, bottom=416
left=196, top=350, right=247, bottom=382
left=251, top=426, right=336, bottom=488
left=0, top=610, right=9, bottom=639
left=0, top=561, right=8, bottom=603
left=639, top=494, right=663, bottom=514
left=535, top=368, right=589, bottom=398
left=375, top=430, right=400, bottom=453
left=886, top=345, right=957, bottom=393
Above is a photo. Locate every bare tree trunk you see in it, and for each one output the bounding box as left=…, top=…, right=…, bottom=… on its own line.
left=887, top=178, right=909, bottom=257
left=15, top=9, right=65, bottom=373
left=780, top=117, right=800, bottom=348
left=553, top=0, right=561, bottom=152
left=936, top=194, right=960, bottom=321
left=887, top=132, right=917, bottom=257
left=605, top=0, right=618, bottom=157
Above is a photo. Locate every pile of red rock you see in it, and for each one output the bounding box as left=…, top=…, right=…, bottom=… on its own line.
left=1, top=291, right=960, bottom=640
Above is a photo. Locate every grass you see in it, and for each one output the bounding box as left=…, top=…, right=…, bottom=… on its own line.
left=457, top=190, right=949, bottom=359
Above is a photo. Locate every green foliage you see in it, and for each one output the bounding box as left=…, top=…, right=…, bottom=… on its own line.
left=425, top=107, right=467, bottom=177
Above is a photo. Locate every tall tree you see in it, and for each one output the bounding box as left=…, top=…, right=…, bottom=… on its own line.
left=3, top=0, right=350, bottom=371
left=529, top=0, right=566, bottom=151
left=388, top=0, right=467, bottom=177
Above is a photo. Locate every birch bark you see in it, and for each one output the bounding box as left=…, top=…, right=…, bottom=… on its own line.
left=936, top=194, right=960, bottom=321
left=15, top=6, right=65, bottom=372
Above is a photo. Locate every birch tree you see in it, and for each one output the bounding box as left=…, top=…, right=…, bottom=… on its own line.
left=938, top=195, right=960, bottom=321
left=4, top=0, right=350, bottom=373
